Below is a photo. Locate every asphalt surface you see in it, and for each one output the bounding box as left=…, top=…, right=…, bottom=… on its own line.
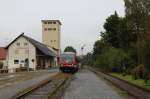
left=62, top=70, right=123, bottom=99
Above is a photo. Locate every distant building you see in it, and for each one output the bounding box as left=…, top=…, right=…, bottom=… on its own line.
left=6, top=33, right=56, bottom=73
left=0, top=47, right=7, bottom=69
left=41, top=20, right=61, bottom=51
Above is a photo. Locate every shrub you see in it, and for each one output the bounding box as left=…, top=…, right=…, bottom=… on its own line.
left=132, top=64, right=145, bottom=80
left=93, top=47, right=132, bottom=72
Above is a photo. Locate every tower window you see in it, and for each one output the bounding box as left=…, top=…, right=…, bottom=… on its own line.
left=53, top=28, right=56, bottom=30
left=44, top=28, right=47, bottom=31
left=48, top=28, right=52, bottom=31
left=53, top=22, right=56, bottom=24
left=44, top=22, right=47, bottom=24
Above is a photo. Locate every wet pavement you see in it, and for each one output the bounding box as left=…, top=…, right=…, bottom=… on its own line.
left=62, top=70, right=123, bottom=99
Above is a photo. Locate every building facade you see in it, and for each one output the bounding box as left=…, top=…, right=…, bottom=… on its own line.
left=41, top=20, right=61, bottom=50
left=6, top=33, right=56, bottom=73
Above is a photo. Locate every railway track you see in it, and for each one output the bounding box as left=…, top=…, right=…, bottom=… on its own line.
left=90, top=68, right=150, bottom=99
left=12, top=73, right=72, bottom=99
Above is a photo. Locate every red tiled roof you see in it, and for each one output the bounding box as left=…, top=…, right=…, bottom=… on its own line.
left=0, top=47, right=7, bottom=60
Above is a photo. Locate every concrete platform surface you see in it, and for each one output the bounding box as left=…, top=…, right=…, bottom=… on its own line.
left=62, top=70, right=123, bottom=99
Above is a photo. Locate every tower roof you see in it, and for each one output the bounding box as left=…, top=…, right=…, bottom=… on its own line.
left=41, top=20, right=61, bottom=25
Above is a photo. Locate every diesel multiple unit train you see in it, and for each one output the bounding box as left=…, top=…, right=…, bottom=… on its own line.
left=59, top=52, right=78, bottom=73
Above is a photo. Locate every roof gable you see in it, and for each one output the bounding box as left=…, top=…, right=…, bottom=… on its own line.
left=6, top=33, right=56, bottom=57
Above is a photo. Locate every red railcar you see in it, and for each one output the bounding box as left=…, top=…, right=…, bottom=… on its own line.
left=59, top=52, right=78, bottom=73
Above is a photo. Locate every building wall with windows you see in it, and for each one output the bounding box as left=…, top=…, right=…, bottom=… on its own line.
left=42, top=20, right=61, bottom=50
left=7, top=37, right=36, bottom=72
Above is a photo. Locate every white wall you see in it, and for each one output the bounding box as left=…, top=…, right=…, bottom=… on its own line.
left=7, top=36, right=36, bottom=72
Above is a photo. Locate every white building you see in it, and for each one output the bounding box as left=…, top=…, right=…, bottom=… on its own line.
left=6, top=33, right=56, bottom=73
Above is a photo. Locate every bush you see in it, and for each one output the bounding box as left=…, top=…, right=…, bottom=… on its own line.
left=93, top=47, right=132, bottom=72
left=132, top=64, right=145, bottom=80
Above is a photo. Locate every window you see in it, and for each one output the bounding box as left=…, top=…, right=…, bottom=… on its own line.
left=24, top=42, right=28, bottom=46
left=51, top=40, right=53, bottom=42
left=53, top=22, right=56, bottom=24
left=14, top=60, right=19, bottom=64
left=44, top=28, right=47, bottom=31
left=44, top=22, right=47, bottom=24
left=54, top=40, right=56, bottom=42
left=16, top=43, right=20, bottom=46
left=53, top=28, right=56, bottom=30
left=48, top=28, right=52, bottom=31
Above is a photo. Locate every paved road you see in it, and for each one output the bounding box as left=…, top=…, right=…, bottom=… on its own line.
left=62, top=70, right=123, bottom=99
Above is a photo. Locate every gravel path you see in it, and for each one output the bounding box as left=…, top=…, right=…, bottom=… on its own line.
left=62, top=70, right=122, bottom=99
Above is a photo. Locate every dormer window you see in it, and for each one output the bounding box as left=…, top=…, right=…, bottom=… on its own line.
left=16, top=43, right=20, bottom=46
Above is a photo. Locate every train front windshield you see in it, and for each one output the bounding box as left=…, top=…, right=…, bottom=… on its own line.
left=60, top=54, right=74, bottom=63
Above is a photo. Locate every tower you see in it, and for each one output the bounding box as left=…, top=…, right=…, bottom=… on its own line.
left=41, top=20, right=61, bottom=50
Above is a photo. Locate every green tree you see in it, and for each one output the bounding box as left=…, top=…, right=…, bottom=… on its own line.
left=93, top=40, right=106, bottom=60
left=64, top=46, right=76, bottom=53
left=102, top=12, right=120, bottom=48
left=101, top=12, right=135, bottom=50
left=124, top=0, right=150, bottom=64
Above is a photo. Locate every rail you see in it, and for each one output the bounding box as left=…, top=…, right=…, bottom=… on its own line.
left=11, top=73, right=72, bottom=99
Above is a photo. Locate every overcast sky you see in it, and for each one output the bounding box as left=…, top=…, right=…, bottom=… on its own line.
left=0, top=0, right=125, bottom=55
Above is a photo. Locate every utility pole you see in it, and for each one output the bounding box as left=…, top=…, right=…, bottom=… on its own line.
left=81, top=44, right=85, bottom=57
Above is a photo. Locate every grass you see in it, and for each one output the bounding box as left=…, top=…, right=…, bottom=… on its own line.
left=110, top=73, right=150, bottom=91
